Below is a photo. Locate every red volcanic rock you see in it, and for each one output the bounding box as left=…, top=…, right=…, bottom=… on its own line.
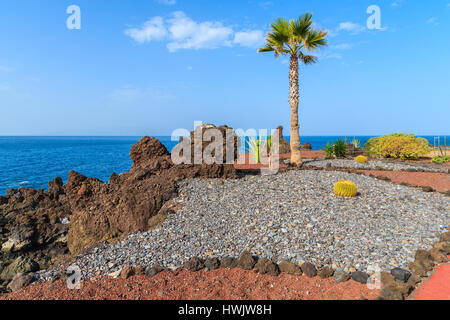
left=67, top=127, right=240, bottom=254
left=130, top=137, right=170, bottom=170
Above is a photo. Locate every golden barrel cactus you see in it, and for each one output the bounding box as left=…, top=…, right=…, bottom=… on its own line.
left=334, top=180, right=358, bottom=197
left=355, top=155, right=368, bottom=163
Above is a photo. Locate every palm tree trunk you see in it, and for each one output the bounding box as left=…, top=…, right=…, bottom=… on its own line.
left=289, top=54, right=302, bottom=165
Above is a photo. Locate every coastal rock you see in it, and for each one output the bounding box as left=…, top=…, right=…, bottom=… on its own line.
left=6, top=273, right=34, bottom=292
left=130, top=137, right=171, bottom=170
left=0, top=256, right=39, bottom=281
left=67, top=132, right=240, bottom=254
left=275, top=126, right=291, bottom=154
left=0, top=183, right=71, bottom=283
left=302, top=142, right=312, bottom=150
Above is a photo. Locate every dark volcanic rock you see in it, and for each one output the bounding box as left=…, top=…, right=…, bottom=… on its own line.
left=220, top=257, right=238, bottom=269
left=237, top=251, right=257, bottom=270
left=434, top=241, right=450, bottom=254
left=275, top=126, right=291, bottom=154
left=145, top=265, right=166, bottom=277
left=300, top=262, right=317, bottom=278
left=380, top=289, right=403, bottom=301
left=7, top=272, right=34, bottom=292
left=254, top=258, right=280, bottom=276
left=351, top=271, right=369, bottom=284
left=184, top=257, right=205, bottom=272
left=317, top=267, right=334, bottom=279
left=302, top=142, right=312, bottom=150
left=333, top=270, right=350, bottom=283
left=278, top=261, right=302, bottom=276
left=390, top=268, right=411, bottom=282
left=204, top=258, right=221, bottom=271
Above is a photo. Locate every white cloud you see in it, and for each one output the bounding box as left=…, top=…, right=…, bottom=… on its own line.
left=391, top=0, right=405, bottom=7
left=331, top=43, right=353, bottom=50
left=166, top=11, right=233, bottom=51
left=155, top=0, right=176, bottom=5
left=0, top=82, right=11, bottom=92
left=125, top=11, right=264, bottom=52
left=233, top=30, right=265, bottom=48
left=124, top=17, right=168, bottom=43
left=109, top=85, right=174, bottom=104
left=0, top=65, right=13, bottom=72
left=427, top=17, right=439, bottom=26
left=337, top=22, right=366, bottom=34
left=259, top=1, right=273, bottom=10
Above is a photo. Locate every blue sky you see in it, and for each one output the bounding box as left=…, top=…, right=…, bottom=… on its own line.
left=0, top=0, right=449, bottom=136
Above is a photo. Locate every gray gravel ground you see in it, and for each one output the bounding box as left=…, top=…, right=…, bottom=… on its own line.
left=302, top=158, right=448, bottom=172
left=37, top=170, right=449, bottom=280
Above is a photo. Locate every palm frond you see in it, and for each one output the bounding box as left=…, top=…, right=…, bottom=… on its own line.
left=257, top=13, right=328, bottom=59
left=293, top=13, right=313, bottom=40
left=299, top=53, right=318, bottom=65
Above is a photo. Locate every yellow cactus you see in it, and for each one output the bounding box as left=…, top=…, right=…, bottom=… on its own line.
left=355, top=155, right=368, bottom=163
left=334, top=180, right=358, bottom=198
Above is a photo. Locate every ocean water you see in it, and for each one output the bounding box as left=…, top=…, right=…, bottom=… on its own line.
left=0, top=135, right=447, bottom=196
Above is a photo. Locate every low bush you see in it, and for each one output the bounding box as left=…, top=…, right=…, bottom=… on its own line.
left=365, top=133, right=432, bottom=159
left=323, top=139, right=348, bottom=158
left=432, top=155, right=450, bottom=164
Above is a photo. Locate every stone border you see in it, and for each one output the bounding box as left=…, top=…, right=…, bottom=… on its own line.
left=109, top=231, right=450, bottom=301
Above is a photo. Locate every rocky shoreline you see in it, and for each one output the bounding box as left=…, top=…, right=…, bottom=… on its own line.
left=0, top=124, right=241, bottom=292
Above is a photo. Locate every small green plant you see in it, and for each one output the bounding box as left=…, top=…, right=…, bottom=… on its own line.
left=323, top=142, right=334, bottom=159
left=350, top=137, right=362, bottom=149
left=333, top=139, right=348, bottom=158
left=323, top=139, right=348, bottom=158
left=246, top=136, right=273, bottom=163
left=432, top=155, right=450, bottom=164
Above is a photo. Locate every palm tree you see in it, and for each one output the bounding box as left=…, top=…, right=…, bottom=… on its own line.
left=258, top=13, right=328, bottom=166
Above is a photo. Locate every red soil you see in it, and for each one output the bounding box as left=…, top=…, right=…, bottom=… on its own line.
left=234, top=151, right=325, bottom=172
left=357, top=170, right=450, bottom=193
left=414, top=256, right=450, bottom=300
left=0, top=269, right=380, bottom=301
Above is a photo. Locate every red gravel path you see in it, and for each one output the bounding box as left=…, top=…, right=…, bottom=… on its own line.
left=414, top=255, right=450, bottom=300
left=357, top=170, right=450, bottom=193
left=0, top=269, right=380, bottom=300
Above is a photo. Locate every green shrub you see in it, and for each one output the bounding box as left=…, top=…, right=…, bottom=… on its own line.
left=323, top=142, right=334, bottom=159
left=333, top=139, right=348, bottom=158
left=365, top=133, right=432, bottom=159
left=323, top=139, right=348, bottom=158
left=432, top=155, right=450, bottom=164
